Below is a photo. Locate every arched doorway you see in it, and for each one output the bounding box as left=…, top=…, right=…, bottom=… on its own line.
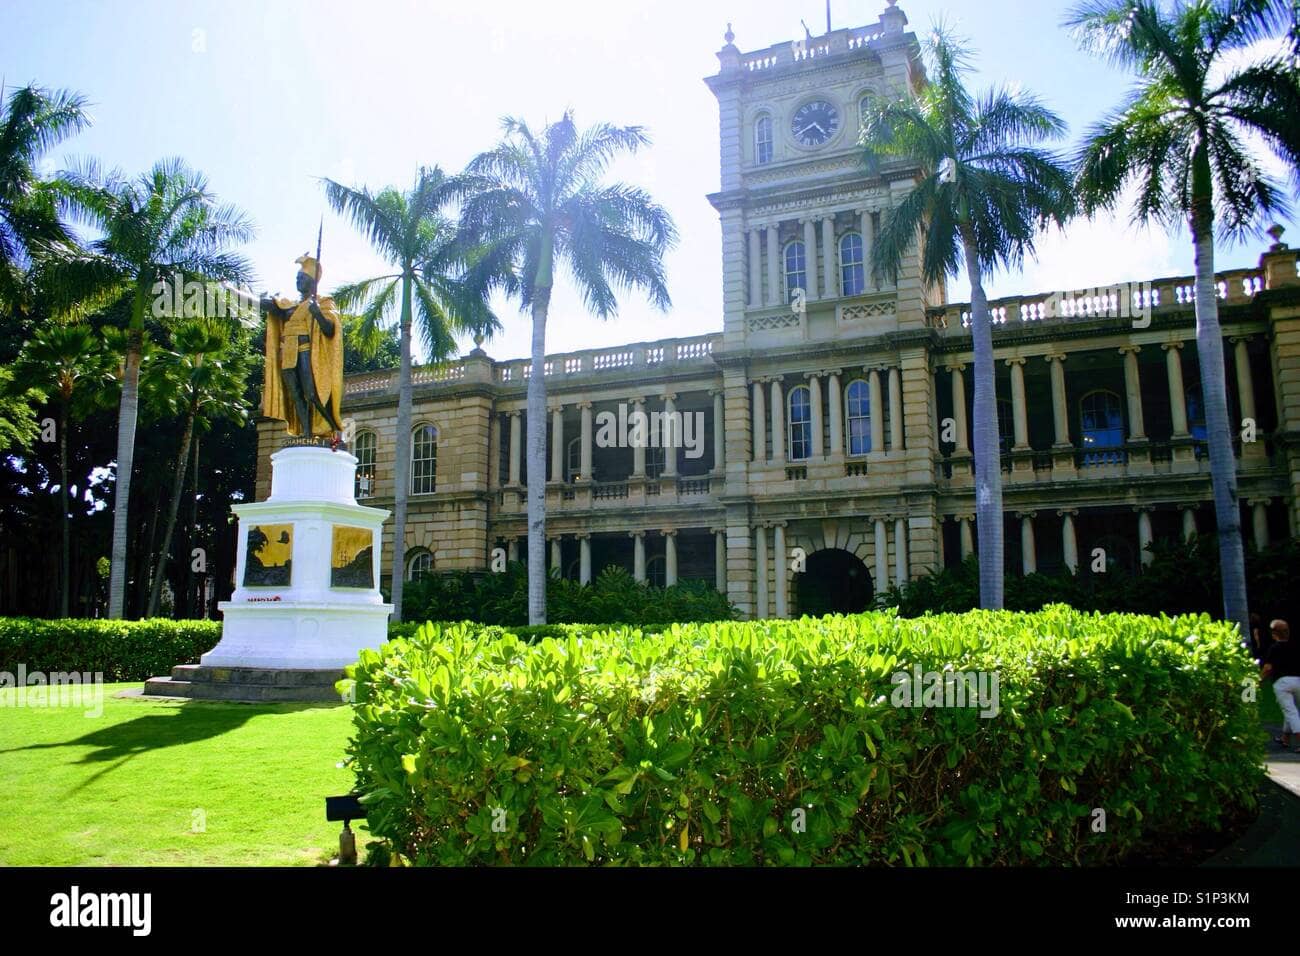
left=795, top=548, right=873, bottom=616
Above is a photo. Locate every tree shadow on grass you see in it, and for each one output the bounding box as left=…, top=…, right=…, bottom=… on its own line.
left=0, top=700, right=338, bottom=793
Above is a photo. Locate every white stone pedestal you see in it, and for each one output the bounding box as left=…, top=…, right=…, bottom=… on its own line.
left=204, top=445, right=393, bottom=670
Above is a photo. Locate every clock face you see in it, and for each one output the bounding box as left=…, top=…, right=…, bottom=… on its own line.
left=791, top=100, right=840, bottom=147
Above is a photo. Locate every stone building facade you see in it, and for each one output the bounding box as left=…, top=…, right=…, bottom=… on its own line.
left=254, top=3, right=1300, bottom=618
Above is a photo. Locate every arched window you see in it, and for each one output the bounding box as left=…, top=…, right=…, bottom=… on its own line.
left=566, top=436, right=582, bottom=482
left=405, top=549, right=433, bottom=582
left=646, top=555, right=666, bottom=588
left=354, top=430, right=377, bottom=499
left=784, top=240, right=807, bottom=302
left=411, top=424, right=438, bottom=494
left=646, top=444, right=665, bottom=479
left=858, top=93, right=879, bottom=132
left=997, top=398, right=1015, bottom=454
left=840, top=232, right=865, bottom=297
left=846, top=379, right=872, bottom=456
left=1186, top=387, right=1208, bottom=441
left=788, top=385, right=812, bottom=461
left=755, top=114, right=774, bottom=165
left=1079, top=390, right=1124, bottom=465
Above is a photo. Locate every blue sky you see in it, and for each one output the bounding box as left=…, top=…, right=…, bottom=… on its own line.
left=3, top=0, right=1295, bottom=362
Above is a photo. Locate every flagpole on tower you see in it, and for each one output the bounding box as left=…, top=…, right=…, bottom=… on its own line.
left=826, top=0, right=832, bottom=33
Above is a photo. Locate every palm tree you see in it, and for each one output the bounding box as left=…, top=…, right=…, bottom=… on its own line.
left=1070, top=0, right=1300, bottom=638
left=0, top=83, right=89, bottom=314
left=454, top=113, right=677, bottom=625
left=863, top=28, right=1075, bottom=609
left=140, top=319, right=251, bottom=617
left=13, top=324, right=115, bottom=616
left=40, top=157, right=253, bottom=618
left=323, top=167, right=499, bottom=622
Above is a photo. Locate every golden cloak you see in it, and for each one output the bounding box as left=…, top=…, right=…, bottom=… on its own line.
left=261, top=295, right=344, bottom=437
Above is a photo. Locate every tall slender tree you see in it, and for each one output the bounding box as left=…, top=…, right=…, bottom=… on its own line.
left=1070, top=0, right=1300, bottom=638
left=863, top=28, right=1075, bottom=609
left=140, top=318, right=251, bottom=617
left=13, top=324, right=115, bottom=616
left=0, top=83, right=89, bottom=315
left=323, top=167, right=498, bottom=621
left=41, top=157, right=253, bottom=618
left=455, top=113, right=677, bottom=625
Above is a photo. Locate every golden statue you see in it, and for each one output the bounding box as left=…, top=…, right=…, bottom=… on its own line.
left=246, top=254, right=344, bottom=438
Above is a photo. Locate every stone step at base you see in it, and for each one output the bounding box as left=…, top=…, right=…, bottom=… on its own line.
left=142, top=666, right=347, bottom=703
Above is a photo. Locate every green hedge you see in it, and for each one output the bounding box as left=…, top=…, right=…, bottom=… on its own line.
left=0, top=617, right=222, bottom=682
left=343, top=605, right=1264, bottom=866
left=401, top=564, right=735, bottom=626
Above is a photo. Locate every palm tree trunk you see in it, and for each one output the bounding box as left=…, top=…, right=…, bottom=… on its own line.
left=388, top=273, right=414, bottom=623
left=108, top=309, right=144, bottom=619
left=147, top=405, right=196, bottom=617
left=59, top=401, right=70, bottom=618
left=1190, top=194, right=1249, bottom=639
left=527, top=289, right=551, bottom=625
left=962, top=227, right=1004, bottom=609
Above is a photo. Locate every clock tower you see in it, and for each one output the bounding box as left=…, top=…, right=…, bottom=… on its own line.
left=705, top=2, right=938, bottom=351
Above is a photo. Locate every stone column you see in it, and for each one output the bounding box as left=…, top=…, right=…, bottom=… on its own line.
left=632, top=531, right=646, bottom=582
left=888, top=367, right=903, bottom=451
left=549, top=536, right=562, bottom=577
left=1019, top=512, right=1037, bottom=574
left=868, top=369, right=885, bottom=454
left=664, top=530, right=678, bottom=586
left=506, top=538, right=518, bottom=563
left=874, top=518, right=889, bottom=591
left=1060, top=509, right=1078, bottom=572
left=893, top=516, right=908, bottom=585
left=766, top=223, right=781, bottom=306
left=579, top=401, right=594, bottom=481
left=959, top=514, right=974, bottom=558
left=820, top=215, right=836, bottom=299
left=1164, top=342, right=1189, bottom=436
left=714, top=529, right=727, bottom=593
left=662, top=393, right=678, bottom=478
left=770, top=378, right=785, bottom=466
left=802, top=218, right=819, bottom=301
left=1136, top=507, right=1154, bottom=566
left=827, top=371, right=844, bottom=458
left=631, top=397, right=646, bottom=477
left=1252, top=499, right=1270, bottom=551
left=948, top=363, right=969, bottom=453
left=773, top=522, right=787, bottom=617
left=712, top=390, right=725, bottom=472
left=860, top=209, right=873, bottom=290
left=1234, top=336, right=1257, bottom=424
left=1047, top=354, right=1070, bottom=445
left=1120, top=346, right=1146, bottom=440
left=754, top=525, right=769, bottom=618
left=578, top=534, right=592, bottom=584
left=807, top=373, right=824, bottom=459
left=752, top=379, right=767, bottom=463
left=1181, top=505, right=1198, bottom=542
left=1007, top=357, right=1029, bottom=449
left=550, top=403, right=564, bottom=481
left=748, top=227, right=762, bottom=309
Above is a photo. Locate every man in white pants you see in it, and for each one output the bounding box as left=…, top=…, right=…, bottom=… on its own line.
left=1262, top=619, right=1300, bottom=752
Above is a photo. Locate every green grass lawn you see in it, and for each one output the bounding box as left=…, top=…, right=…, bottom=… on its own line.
left=0, top=684, right=363, bottom=866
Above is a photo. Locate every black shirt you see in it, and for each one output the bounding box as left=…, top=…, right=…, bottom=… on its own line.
left=1265, top=640, right=1300, bottom=679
